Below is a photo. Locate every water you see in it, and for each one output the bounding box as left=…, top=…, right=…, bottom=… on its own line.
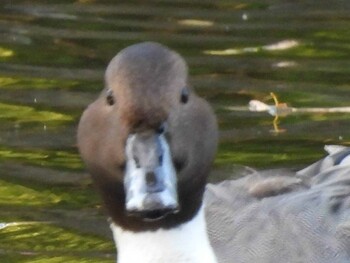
left=0, top=1, right=349, bottom=262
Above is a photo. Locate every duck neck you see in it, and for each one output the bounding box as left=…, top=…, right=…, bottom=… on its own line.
left=110, top=206, right=217, bottom=263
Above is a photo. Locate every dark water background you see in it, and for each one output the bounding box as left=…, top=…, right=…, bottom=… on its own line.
left=0, top=0, right=349, bottom=262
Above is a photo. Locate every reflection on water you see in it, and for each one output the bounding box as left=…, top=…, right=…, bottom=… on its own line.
left=0, top=0, right=349, bottom=262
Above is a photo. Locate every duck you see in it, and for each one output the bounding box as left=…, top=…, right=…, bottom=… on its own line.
left=77, top=42, right=350, bottom=263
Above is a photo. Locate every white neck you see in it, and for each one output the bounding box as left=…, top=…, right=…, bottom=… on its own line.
left=110, top=206, right=217, bottom=263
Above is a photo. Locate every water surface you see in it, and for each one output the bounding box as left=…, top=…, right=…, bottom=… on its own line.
left=0, top=1, right=349, bottom=262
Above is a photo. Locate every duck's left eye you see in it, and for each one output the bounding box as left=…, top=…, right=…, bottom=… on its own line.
left=106, top=89, right=115, bottom=106
left=180, top=87, right=189, bottom=104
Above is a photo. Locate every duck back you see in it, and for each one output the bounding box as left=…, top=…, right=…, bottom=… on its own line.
left=205, top=147, right=350, bottom=263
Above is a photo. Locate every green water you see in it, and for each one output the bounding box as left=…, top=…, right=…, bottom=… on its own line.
left=0, top=0, right=349, bottom=262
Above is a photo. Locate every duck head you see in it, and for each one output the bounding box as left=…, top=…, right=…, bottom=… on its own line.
left=77, top=42, right=218, bottom=232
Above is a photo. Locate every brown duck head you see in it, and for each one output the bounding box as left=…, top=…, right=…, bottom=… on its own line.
left=77, top=42, right=218, bottom=232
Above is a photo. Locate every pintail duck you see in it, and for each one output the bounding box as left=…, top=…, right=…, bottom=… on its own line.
left=77, top=42, right=350, bottom=263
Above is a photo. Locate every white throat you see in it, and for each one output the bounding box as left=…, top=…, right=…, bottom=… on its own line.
left=110, top=206, right=217, bottom=263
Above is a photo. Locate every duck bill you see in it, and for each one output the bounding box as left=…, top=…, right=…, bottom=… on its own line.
left=123, top=133, right=179, bottom=221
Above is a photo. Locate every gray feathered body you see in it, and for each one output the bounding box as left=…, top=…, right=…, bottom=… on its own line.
left=205, top=146, right=350, bottom=263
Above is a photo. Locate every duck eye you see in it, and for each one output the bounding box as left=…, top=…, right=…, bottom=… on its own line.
left=106, top=89, right=115, bottom=106
left=180, top=87, right=189, bottom=104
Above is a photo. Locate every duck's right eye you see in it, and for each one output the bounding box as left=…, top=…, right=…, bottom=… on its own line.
left=106, top=89, right=115, bottom=106
left=180, top=87, right=189, bottom=104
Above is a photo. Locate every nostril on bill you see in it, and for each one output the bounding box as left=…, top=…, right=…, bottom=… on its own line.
left=145, top=171, right=163, bottom=192
left=158, top=154, right=163, bottom=166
